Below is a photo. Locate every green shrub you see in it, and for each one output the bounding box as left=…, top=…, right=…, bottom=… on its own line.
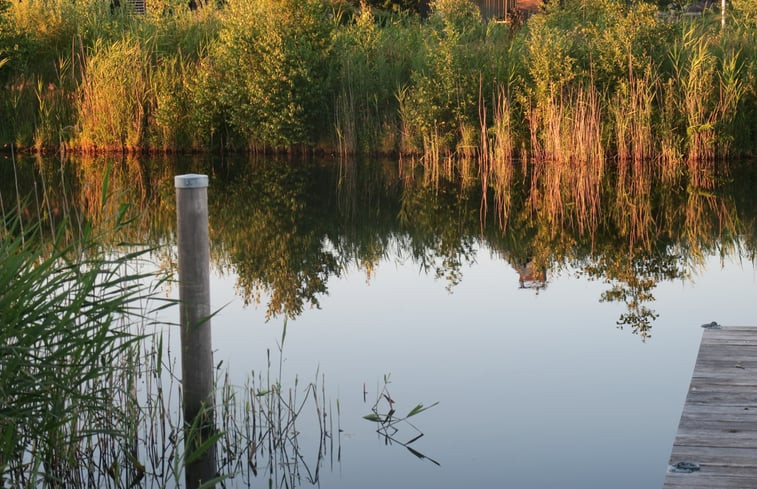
left=401, top=0, right=490, bottom=153
left=524, top=0, right=673, bottom=98
left=212, top=0, right=337, bottom=149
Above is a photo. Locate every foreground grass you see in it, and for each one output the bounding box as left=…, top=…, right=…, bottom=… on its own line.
left=0, top=182, right=160, bottom=485
left=0, top=0, right=755, bottom=163
left=0, top=168, right=340, bottom=487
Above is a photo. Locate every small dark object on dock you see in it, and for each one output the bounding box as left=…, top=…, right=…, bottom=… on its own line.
left=701, top=321, right=721, bottom=329
left=669, top=461, right=701, bottom=473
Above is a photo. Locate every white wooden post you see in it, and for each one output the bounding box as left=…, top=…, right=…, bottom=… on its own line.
left=175, top=174, right=216, bottom=489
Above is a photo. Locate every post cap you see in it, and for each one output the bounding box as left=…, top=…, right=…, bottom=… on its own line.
left=175, top=174, right=209, bottom=189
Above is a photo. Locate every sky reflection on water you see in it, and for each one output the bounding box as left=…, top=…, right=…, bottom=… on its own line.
left=206, top=244, right=755, bottom=489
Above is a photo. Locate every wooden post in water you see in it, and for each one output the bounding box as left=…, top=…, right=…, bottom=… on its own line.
left=175, top=174, right=216, bottom=489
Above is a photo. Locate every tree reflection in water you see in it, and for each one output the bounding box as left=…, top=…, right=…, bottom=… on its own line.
left=4, top=154, right=756, bottom=338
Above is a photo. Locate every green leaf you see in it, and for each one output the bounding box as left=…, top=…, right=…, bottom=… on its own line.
left=407, top=401, right=439, bottom=417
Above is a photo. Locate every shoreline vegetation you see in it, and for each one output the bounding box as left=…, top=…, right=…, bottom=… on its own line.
left=0, top=0, right=754, bottom=164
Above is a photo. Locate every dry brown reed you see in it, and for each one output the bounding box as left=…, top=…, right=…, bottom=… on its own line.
left=478, top=84, right=515, bottom=229
left=490, top=88, right=515, bottom=166
left=684, top=189, right=738, bottom=262
left=613, top=66, right=655, bottom=164
left=614, top=157, right=655, bottom=252
left=658, top=78, right=684, bottom=182
left=488, top=88, right=515, bottom=230
left=457, top=123, right=478, bottom=160
left=528, top=86, right=604, bottom=238
left=478, top=83, right=490, bottom=222
left=610, top=62, right=659, bottom=250
left=421, top=129, right=444, bottom=187
left=78, top=38, right=151, bottom=152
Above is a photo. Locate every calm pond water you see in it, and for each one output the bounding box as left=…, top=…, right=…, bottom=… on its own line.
left=4, top=154, right=757, bottom=488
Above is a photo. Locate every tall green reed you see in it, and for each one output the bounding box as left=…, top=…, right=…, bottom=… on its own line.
left=0, top=169, right=162, bottom=486
left=78, top=36, right=152, bottom=151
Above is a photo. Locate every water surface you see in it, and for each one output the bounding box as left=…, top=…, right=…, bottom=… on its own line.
left=4, top=154, right=756, bottom=488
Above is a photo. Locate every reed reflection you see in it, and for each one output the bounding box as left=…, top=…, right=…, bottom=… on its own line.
left=4, top=154, right=756, bottom=338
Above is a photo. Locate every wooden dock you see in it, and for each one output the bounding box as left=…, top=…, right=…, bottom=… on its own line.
left=664, top=326, right=757, bottom=488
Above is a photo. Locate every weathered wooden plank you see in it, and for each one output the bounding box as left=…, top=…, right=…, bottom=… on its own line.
left=668, top=445, right=757, bottom=466
left=697, top=337, right=757, bottom=346
left=670, top=463, right=757, bottom=473
left=663, top=326, right=757, bottom=488
left=681, top=404, right=757, bottom=421
left=692, top=350, right=757, bottom=360
left=681, top=391, right=757, bottom=406
left=698, top=326, right=757, bottom=334
left=689, top=379, right=757, bottom=390
left=688, top=361, right=757, bottom=372
left=670, top=464, right=757, bottom=476
left=693, top=351, right=757, bottom=361
left=698, top=332, right=757, bottom=342
left=673, top=433, right=757, bottom=448
left=678, top=418, right=757, bottom=433
left=698, top=336, right=757, bottom=345
left=690, top=374, right=757, bottom=384
left=696, top=337, right=757, bottom=346
left=665, top=476, right=757, bottom=489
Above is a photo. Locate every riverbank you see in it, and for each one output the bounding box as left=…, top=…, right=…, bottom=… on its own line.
left=1, top=0, right=755, bottom=163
